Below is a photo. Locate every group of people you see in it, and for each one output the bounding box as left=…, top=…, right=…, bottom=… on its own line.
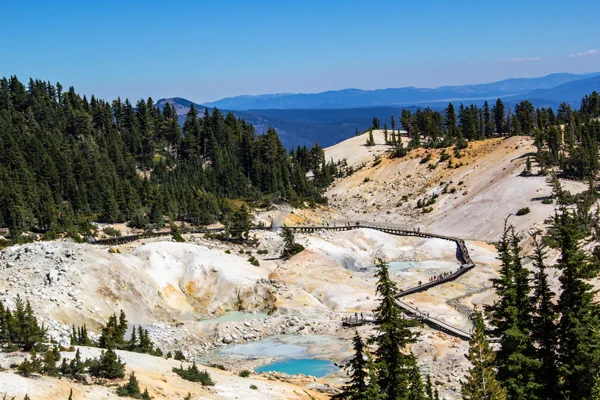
left=420, top=267, right=464, bottom=285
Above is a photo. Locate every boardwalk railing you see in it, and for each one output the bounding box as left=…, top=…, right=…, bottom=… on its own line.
left=91, top=222, right=478, bottom=340
left=342, top=314, right=375, bottom=327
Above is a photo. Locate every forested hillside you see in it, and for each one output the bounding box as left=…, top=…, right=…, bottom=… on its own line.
left=0, top=77, right=338, bottom=240
left=387, top=94, right=600, bottom=180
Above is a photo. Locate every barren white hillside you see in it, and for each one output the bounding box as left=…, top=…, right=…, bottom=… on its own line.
left=325, top=129, right=408, bottom=168
left=325, top=135, right=587, bottom=241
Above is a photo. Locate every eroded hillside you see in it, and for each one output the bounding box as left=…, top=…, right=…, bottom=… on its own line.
left=325, top=130, right=587, bottom=241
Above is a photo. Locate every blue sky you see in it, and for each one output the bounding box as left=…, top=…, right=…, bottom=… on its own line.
left=1, top=0, right=599, bottom=103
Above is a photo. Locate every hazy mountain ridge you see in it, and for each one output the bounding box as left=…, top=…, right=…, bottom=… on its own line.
left=202, top=72, right=600, bottom=110
left=157, top=72, right=600, bottom=149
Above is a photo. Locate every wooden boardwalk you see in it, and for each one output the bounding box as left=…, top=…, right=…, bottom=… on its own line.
left=90, top=222, right=479, bottom=340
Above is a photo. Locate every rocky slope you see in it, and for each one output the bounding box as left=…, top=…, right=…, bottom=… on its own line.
left=325, top=132, right=587, bottom=241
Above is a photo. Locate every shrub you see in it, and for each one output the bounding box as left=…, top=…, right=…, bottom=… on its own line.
left=87, top=347, right=126, bottom=379
left=238, top=369, right=251, bottom=377
left=257, top=249, right=268, bottom=255
left=173, top=350, right=186, bottom=361
left=103, top=227, right=121, bottom=237
left=172, top=231, right=185, bottom=243
left=420, top=153, right=432, bottom=164
left=116, top=372, right=141, bottom=397
left=225, top=249, right=231, bottom=254
left=516, top=207, right=531, bottom=216
left=172, top=362, right=215, bottom=386
left=248, top=256, right=260, bottom=266
left=43, top=230, right=58, bottom=241
left=363, top=177, right=371, bottom=183
left=372, top=158, right=382, bottom=167
left=250, top=384, right=258, bottom=390
left=209, top=363, right=227, bottom=370
left=542, top=198, right=553, bottom=205
left=439, top=150, right=450, bottom=162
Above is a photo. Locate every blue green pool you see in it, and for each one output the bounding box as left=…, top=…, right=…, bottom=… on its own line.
left=254, top=358, right=338, bottom=377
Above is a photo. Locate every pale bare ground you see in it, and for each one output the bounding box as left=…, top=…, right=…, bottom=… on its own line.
left=325, top=135, right=587, bottom=242
left=0, top=347, right=327, bottom=400
left=325, top=129, right=408, bottom=168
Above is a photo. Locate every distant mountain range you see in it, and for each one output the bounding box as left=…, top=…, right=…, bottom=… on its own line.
left=157, top=72, right=600, bottom=149
left=203, top=72, right=600, bottom=110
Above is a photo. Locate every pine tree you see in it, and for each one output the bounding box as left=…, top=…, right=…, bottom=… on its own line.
left=68, top=388, right=73, bottom=400
left=530, top=234, right=558, bottom=398
left=425, top=375, right=434, bottom=400
left=524, top=156, right=532, bottom=175
left=372, top=262, right=418, bottom=399
left=547, top=206, right=600, bottom=398
left=117, top=371, right=142, bottom=397
left=333, top=331, right=369, bottom=399
left=493, top=99, right=506, bottom=134
left=42, top=349, right=57, bottom=376
left=363, top=354, right=386, bottom=400
left=406, top=353, right=426, bottom=400
left=88, top=346, right=126, bottom=379
left=461, top=311, right=506, bottom=400
left=486, top=225, right=539, bottom=399
left=226, top=204, right=252, bottom=242
left=280, top=226, right=304, bottom=259
left=366, top=129, right=375, bottom=147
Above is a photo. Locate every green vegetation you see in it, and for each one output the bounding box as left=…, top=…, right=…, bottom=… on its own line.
left=172, top=362, right=215, bottom=386
left=173, top=350, right=186, bottom=361
left=462, top=311, right=506, bottom=400
left=365, top=128, right=375, bottom=147
left=238, top=369, right=251, bottom=377
left=87, top=347, right=127, bottom=379
left=0, top=76, right=340, bottom=242
left=334, top=262, right=429, bottom=399
left=0, top=295, right=46, bottom=351
left=516, top=207, right=531, bottom=216
left=480, top=183, right=600, bottom=399
left=280, top=226, right=305, bottom=259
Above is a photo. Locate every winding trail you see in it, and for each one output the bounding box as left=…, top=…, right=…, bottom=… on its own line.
left=91, top=223, right=478, bottom=340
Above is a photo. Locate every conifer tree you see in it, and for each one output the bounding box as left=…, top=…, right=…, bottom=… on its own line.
left=547, top=206, right=600, bottom=398
left=529, top=234, right=558, bottom=398
left=487, top=225, right=539, bottom=399
left=333, top=331, right=369, bottom=400
left=366, top=129, right=375, bottom=147
left=363, top=354, right=385, bottom=400
left=117, top=371, right=142, bottom=397
left=493, top=99, right=506, bottom=134
left=372, top=262, right=418, bottom=399
left=461, top=311, right=506, bottom=400
left=406, top=353, right=426, bottom=400
left=42, top=349, right=57, bottom=376
left=425, top=375, right=434, bottom=400
left=280, top=226, right=304, bottom=259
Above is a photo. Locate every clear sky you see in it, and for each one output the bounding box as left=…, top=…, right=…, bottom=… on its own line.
left=1, top=0, right=599, bottom=104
